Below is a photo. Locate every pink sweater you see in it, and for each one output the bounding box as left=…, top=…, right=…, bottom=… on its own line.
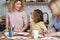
left=6, top=11, right=28, bottom=32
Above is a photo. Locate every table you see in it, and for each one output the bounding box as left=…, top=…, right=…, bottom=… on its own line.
left=0, top=38, right=41, bottom=40
left=0, top=32, right=60, bottom=40
left=1, top=37, right=60, bottom=40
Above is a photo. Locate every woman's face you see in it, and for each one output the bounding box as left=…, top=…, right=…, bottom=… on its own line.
left=14, top=1, right=21, bottom=11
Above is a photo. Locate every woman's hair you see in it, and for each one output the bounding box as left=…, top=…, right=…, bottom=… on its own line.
left=48, top=0, right=60, bottom=15
left=33, top=9, right=43, bottom=23
left=8, top=0, right=25, bottom=12
left=48, top=0, right=57, bottom=9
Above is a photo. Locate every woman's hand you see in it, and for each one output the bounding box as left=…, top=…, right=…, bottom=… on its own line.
left=27, top=30, right=32, bottom=33
left=20, top=29, right=25, bottom=32
left=44, top=32, right=57, bottom=37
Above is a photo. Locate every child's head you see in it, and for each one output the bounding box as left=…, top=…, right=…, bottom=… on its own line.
left=32, top=9, right=43, bottom=23
left=8, top=0, right=25, bottom=12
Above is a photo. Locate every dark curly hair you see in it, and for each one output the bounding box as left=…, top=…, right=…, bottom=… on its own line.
left=32, top=9, right=43, bottom=23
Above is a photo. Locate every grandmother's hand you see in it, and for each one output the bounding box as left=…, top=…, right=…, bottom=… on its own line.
left=44, top=32, right=57, bottom=37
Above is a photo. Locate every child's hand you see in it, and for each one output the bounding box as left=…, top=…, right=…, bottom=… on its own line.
left=42, top=30, right=48, bottom=34
left=39, top=30, right=43, bottom=34
left=4, top=29, right=8, bottom=32
left=39, top=30, right=48, bottom=34
left=27, top=30, right=32, bottom=33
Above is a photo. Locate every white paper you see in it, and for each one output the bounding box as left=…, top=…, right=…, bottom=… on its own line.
left=38, top=34, right=44, bottom=37
left=15, top=32, right=29, bottom=35
left=41, top=37, right=59, bottom=40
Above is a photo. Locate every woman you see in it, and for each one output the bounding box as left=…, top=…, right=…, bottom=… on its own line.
left=5, top=0, right=28, bottom=32
left=45, top=0, right=60, bottom=37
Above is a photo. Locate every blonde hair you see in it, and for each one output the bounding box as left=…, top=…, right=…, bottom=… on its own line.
left=48, top=0, right=60, bottom=15
left=8, top=0, right=25, bottom=12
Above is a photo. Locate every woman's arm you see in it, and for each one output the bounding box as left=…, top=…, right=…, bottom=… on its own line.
left=5, top=13, right=9, bottom=31
left=44, top=32, right=57, bottom=37
left=21, top=23, right=28, bottom=32
left=56, top=32, right=60, bottom=36
left=21, top=11, right=28, bottom=32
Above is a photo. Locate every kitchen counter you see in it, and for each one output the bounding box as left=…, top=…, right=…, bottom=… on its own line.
left=0, top=20, right=5, bottom=25
left=0, top=22, right=5, bottom=25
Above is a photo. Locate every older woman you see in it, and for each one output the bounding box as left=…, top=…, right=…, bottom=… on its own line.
left=45, top=0, right=60, bottom=37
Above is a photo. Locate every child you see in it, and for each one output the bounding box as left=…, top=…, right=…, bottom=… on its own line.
left=28, top=9, right=48, bottom=35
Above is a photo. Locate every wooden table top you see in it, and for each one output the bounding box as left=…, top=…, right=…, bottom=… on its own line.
left=1, top=37, right=60, bottom=40
left=0, top=38, right=41, bottom=40
left=0, top=32, right=60, bottom=40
